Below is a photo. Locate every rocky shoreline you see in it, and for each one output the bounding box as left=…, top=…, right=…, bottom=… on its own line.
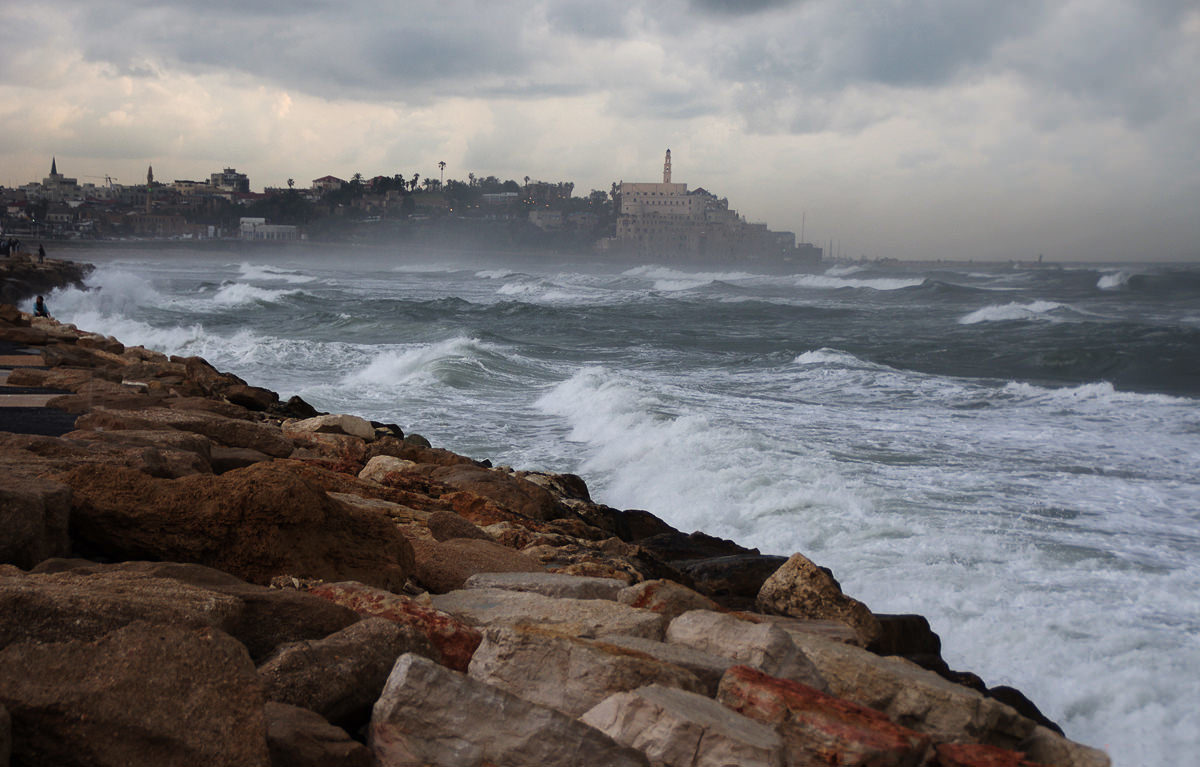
left=0, top=295, right=1110, bottom=766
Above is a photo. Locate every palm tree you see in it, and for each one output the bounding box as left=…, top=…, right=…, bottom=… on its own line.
left=438, top=161, right=446, bottom=184
left=287, top=178, right=295, bottom=189
left=410, top=173, right=420, bottom=192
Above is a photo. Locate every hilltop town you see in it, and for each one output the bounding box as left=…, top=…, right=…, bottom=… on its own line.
left=1, top=153, right=821, bottom=270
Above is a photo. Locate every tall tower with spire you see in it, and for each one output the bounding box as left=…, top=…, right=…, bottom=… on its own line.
left=146, top=164, right=154, bottom=214
left=663, top=149, right=672, bottom=184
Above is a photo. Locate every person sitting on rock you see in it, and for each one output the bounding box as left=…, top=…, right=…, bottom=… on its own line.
left=34, top=295, right=50, bottom=318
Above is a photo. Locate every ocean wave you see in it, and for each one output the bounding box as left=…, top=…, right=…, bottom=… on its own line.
left=342, top=336, right=507, bottom=389
left=1001, top=380, right=1190, bottom=406
left=236, top=262, right=316, bottom=284
left=793, top=348, right=869, bottom=367
left=1097, top=271, right=1133, bottom=290
left=210, top=281, right=309, bottom=307
left=958, top=300, right=1065, bottom=324
left=792, top=274, right=925, bottom=291
left=476, top=269, right=518, bottom=280
left=621, top=265, right=758, bottom=282
left=823, top=264, right=866, bottom=277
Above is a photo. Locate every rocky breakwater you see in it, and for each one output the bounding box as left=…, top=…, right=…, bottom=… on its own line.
left=0, top=303, right=1111, bottom=767
left=0, top=254, right=92, bottom=306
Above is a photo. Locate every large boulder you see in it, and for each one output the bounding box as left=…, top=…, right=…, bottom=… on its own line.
left=428, top=463, right=566, bottom=521
left=596, top=635, right=736, bottom=697
left=718, top=665, right=933, bottom=767
left=284, top=414, right=376, bottom=442
left=260, top=617, right=432, bottom=730
left=468, top=625, right=705, bottom=717
left=369, top=653, right=649, bottom=767
left=0, top=622, right=271, bottom=767
left=665, top=610, right=828, bottom=692
left=307, top=581, right=481, bottom=672
left=756, top=552, right=883, bottom=646
left=581, top=684, right=785, bottom=767
left=617, top=578, right=722, bottom=619
left=0, top=477, right=71, bottom=569
left=676, top=553, right=789, bottom=609
left=431, top=587, right=668, bottom=640
left=58, top=461, right=414, bottom=590
left=786, top=631, right=1036, bottom=749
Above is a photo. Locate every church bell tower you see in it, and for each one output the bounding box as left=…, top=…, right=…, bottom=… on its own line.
left=663, top=149, right=672, bottom=184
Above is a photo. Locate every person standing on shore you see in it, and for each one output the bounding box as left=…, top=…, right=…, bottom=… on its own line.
left=38, top=244, right=45, bottom=263
left=34, top=295, right=50, bottom=318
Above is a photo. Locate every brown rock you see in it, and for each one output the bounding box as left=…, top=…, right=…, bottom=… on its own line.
left=0, top=622, right=271, bottom=767
left=74, top=406, right=294, bottom=457
left=0, top=701, right=9, bottom=767
left=264, top=703, right=373, bottom=767
left=210, top=445, right=273, bottom=473
left=426, top=509, right=493, bottom=541
left=430, top=463, right=566, bottom=521
left=225, top=384, right=279, bottom=411
left=409, top=536, right=543, bottom=593
left=0, top=477, right=71, bottom=570
left=59, top=461, right=414, bottom=590
left=260, top=617, right=434, bottom=729
left=757, top=552, right=883, bottom=646
left=718, top=665, right=933, bottom=767
left=307, top=581, right=482, bottom=672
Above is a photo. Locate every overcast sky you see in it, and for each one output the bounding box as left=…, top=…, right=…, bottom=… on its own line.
left=2, top=0, right=1197, bottom=261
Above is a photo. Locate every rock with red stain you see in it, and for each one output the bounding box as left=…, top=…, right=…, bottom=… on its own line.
left=307, top=581, right=481, bottom=672
left=617, top=578, right=721, bottom=620
left=718, top=665, right=932, bottom=767
left=935, top=742, right=1044, bottom=767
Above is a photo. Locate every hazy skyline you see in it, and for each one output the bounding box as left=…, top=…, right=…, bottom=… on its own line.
left=2, top=0, right=1197, bottom=261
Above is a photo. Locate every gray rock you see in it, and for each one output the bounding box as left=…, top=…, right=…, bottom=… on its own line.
left=666, top=610, right=828, bottom=692
left=431, top=587, right=667, bottom=639
left=581, top=684, right=785, bottom=767
left=596, top=635, right=735, bottom=697
left=369, top=653, right=649, bottom=767
left=464, top=571, right=627, bottom=600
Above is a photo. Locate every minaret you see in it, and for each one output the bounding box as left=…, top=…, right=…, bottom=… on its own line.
left=663, top=149, right=672, bottom=184
left=146, top=164, right=154, bottom=214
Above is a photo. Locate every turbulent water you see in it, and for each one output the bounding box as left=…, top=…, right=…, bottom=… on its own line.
left=45, top=245, right=1200, bottom=764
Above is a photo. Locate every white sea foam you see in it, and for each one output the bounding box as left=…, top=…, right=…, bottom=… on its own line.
left=958, top=300, right=1064, bottom=324
left=1097, top=270, right=1133, bottom=290
left=476, top=269, right=516, bottom=279
left=342, top=337, right=495, bottom=388
left=823, top=264, right=866, bottom=277
left=1001, top=380, right=1189, bottom=407
left=236, top=262, right=316, bottom=283
left=793, top=347, right=868, bottom=367
left=622, top=265, right=757, bottom=282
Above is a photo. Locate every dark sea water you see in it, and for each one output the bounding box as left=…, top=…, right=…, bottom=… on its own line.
left=48, top=246, right=1200, bottom=764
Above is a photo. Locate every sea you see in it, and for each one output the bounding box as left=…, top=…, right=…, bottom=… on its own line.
left=43, top=244, right=1200, bottom=765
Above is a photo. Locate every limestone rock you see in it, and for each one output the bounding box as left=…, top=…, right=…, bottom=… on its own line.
left=358, top=454, right=418, bottom=483
left=307, top=581, right=481, bottom=672
left=578, top=634, right=736, bottom=697
left=581, top=684, right=785, bottom=767
left=935, top=742, right=1045, bottom=767
left=468, top=625, right=705, bottom=717
left=665, top=610, right=828, bottom=692
left=287, top=430, right=369, bottom=470
left=284, top=413, right=376, bottom=442
left=1018, top=725, right=1112, bottom=767
left=754, top=613, right=865, bottom=647
left=264, top=703, right=373, bottom=767
left=757, top=552, right=883, bottom=646
left=58, top=461, right=414, bottom=590
left=786, top=630, right=1036, bottom=749
left=260, top=617, right=433, bottom=730
left=0, top=622, right=271, bottom=767
left=431, top=587, right=668, bottom=640
left=718, top=664, right=933, bottom=767
left=0, top=477, right=71, bottom=570
left=618, top=578, right=722, bottom=619
left=464, top=571, right=627, bottom=600
left=369, top=653, right=649, bottom=767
